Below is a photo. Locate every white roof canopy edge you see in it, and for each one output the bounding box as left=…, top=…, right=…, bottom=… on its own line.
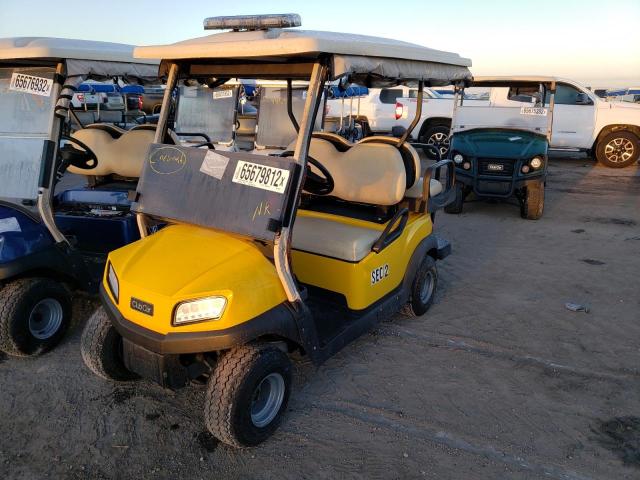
left=0, top=37, right=159, bottom=78
left=135, top=29, right=472, bottom=86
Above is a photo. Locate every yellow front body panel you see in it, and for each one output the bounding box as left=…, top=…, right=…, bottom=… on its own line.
left=292, top=210, right=432, bottom=310
left=104, top=224, right=287, bottom=334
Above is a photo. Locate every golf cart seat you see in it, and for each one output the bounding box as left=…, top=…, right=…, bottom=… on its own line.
left=358, top=137, right=444, bottom=199
left=293, top=213, right=383, bottom=262
left=68, top=128, right=156, bottom=178
left=85, top=123, right=128, bottom=138
left=357, top=136, right=421, bottom=191
left=311, top=132, right=353, bottom=152
left=293, top=138, right=410, bottom=262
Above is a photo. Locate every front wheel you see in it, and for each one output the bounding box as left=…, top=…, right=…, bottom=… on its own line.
left=205, top=344, right=292, bottom=447
left=520, top=182, right=545, bottom=220
left=420, top=124, right=450, bottom=160
left=444, top=183, right=465, bottom=214
left=81, top=306, right=137, bottom=381
left=0, top=278, right=71, bottom=357
left=402, top=256, right=438, bottom=317
left=595, top=131, right=640, bottom=168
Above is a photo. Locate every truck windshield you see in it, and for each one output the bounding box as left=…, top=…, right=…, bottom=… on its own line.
left=0, top=66, right=57, bottom=200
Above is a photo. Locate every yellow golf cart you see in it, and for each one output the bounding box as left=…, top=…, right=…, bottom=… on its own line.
left=81, top=14, right=471, bottom=446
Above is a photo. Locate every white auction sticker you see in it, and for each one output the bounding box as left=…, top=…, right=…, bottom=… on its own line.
left=520, top=106, right=547, bottom=116
left=232, top=161, right=290, bottom=194
left=212, top=89, right=233, bottom=100
left=200, top=150, right=229, bottom=180
left=9, top=73, right=53, bottom=97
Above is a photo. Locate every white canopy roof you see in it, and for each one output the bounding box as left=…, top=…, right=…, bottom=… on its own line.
left=0, top=37, right=157, bottom=64
left=136, top=29, right=472, bottom=86
left=0, top=37, right=158, bottom=78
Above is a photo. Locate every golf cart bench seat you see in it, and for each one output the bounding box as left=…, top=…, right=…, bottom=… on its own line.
left=68, top=127, right=156, bottom=178
left=57, top=188, right=132, bottom=207
left=305, top=137, right=441, bottom=201
left=292, top=213, right=381, bottom=262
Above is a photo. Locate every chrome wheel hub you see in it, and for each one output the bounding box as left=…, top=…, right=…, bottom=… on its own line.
left=251, top=372, right=285, bottom=428
left=426, top=132, right=450, bottom=157
left=604, top=137, right=634, bottom=163
left=419, top=271, right=435, bottom=304
left=28, top=298, right=64, bottom=340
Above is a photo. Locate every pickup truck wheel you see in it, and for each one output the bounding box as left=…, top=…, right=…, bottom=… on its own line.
left=520, top=182, right=545, bottom=220
left=444, top=183, right=465, bottom=214
left=421, top=124, right=450, bottom=159
left=596, top=131, right=639, bottom=168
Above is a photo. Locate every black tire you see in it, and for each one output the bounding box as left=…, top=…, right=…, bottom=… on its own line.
left=444, top=182, right=465, bottom=214
left=521, top=182, right=545, bottom=220
left=595, top=131, right=640, bottom=168
left=205, top=344, right=292, bottom=447
left=81, top=306, right=137, bottom=381
left=401, top=256, right=438, bottom=317
left=420, top=123, right=451, bottom=159
left=0, top=278, right=71, bottom=357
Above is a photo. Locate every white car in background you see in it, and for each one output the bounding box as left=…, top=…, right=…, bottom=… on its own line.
left=395, top=77, right=640, bottom=167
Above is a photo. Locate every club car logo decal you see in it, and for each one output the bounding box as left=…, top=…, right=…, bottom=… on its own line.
left=9, top=73, right=53, bottom=97
left=232, top=160, right=290, bottom=194
left=130, top=297, right=154, bottom=316
left=149, top=147, right=187, bottom=175
left=371, top=264, right=390, bottom=285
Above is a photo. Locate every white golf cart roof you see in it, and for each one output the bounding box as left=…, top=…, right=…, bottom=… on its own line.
left=136, top=29, right=471, bottom=86
left=0, top=37, right=158, bottom=77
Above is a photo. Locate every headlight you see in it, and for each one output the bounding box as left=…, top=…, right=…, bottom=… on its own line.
left=173, top=296, right=227, bottom=325
left=107, top=263, right=119, bottom=303
left=453, top=153, right=464, bottom=164
left=530, top=156, right=543, bottom=169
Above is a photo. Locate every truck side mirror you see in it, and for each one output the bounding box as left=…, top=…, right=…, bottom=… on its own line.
left=575, top=93, right=592, bottom=105
left=391, top=126, right=407, bottom=138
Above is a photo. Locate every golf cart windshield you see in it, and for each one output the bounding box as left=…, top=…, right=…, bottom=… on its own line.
left=174, top=83, right=238, bottom=146
left=0, top=66, right=57, bottom=200
left=452, top=79, right=554, bottom=138
left=255, top=85, right=321, bottom=150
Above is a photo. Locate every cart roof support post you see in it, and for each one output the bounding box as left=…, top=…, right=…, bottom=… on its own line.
left=398, top=80, right=424, bottom=148
left=275, top=61, right=327, bottom=304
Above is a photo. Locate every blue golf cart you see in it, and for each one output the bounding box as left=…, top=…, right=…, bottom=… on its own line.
left=0, top=37, right=160, bottom=356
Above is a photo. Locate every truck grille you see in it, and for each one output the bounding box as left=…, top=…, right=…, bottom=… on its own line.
left=478, top=159, right=514, bottom=177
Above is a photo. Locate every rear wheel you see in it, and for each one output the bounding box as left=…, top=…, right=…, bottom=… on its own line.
left=520, top=182, right=545, bottom=220
left=595, top=131, right=639, bottom=168
left=420, top=124, right=450, bottom=159
left=205, top=344, right=292, bottom=447
left=0, top=278, right=71, bottom=357
left=81, top=306, right=137, bottom=381
left=402, top=256, right=438, bottom=317
left=444, top=183, right=465, bottom=214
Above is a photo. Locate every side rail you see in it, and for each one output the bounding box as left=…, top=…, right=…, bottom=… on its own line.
left=422, top=159, right=456, bottom=213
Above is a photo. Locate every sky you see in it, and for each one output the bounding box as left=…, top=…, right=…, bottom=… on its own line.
left=0, top=0, right=638, bottom=88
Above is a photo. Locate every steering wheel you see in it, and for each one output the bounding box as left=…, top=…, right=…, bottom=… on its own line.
left=280, top=151, right=334, bottom=195
left=59, top=135, right=98, bottom=170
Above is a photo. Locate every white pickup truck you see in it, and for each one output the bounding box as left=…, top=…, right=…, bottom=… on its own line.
left=395, top=78, right=640, bottom=168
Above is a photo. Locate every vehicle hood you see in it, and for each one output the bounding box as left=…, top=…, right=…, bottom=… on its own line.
left=106, top=224, right=287, bottom=335
left=451, top=129, right=548, bottom=158
left=607, top=101, right=640, bottom=111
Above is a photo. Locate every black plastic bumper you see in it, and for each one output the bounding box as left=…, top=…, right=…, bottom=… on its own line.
left=456, top=170, right=544, bottom=198
left=100, top=285, right=300, bottom=355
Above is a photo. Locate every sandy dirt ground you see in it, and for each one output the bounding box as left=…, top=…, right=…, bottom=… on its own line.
left=1, top=155, right=639, bottom=480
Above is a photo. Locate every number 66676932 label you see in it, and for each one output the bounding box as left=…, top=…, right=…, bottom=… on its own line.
left=9, top=73, right=54, bottom=97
